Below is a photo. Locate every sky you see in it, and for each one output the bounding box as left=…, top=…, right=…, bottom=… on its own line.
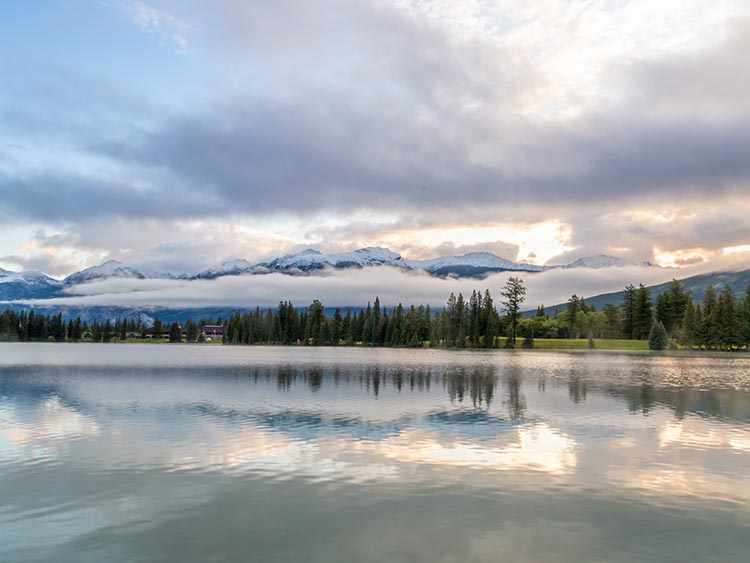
left=1, top=0, right=749, bottom=282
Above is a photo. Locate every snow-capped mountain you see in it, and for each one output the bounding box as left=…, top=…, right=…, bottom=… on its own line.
left=0, top=268, right=62, bottom=300
left=195, top=259, right=256, bottom=279
left=63, top=260, right=146, bottom=285
left=258, top=247, right=407, bottom=272
left=0, top=249, right=668, bottom=304
left=559, top=255, right=632, bottom=269
left=408, top=252, right=545, bottom=277
left=554, top=255, right=664, bottom=270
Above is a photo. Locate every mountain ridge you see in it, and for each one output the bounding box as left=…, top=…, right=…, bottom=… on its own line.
left=1, top=247, right=664, bottom=302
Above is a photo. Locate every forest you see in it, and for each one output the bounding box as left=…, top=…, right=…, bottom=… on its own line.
left=2, top=277, right=750, bottom=351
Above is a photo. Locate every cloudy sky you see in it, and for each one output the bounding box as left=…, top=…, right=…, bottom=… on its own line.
left=1, top=0, right=749, bottom=279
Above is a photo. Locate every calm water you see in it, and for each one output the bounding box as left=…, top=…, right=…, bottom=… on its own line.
left=1, top=344, right=750, bottom=562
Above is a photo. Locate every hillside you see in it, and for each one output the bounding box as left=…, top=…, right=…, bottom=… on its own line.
left=537, top=269, right=750, bottom=316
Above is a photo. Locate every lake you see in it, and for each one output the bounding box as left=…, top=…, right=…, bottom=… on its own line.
left=1, top=344, right=750, bottom=562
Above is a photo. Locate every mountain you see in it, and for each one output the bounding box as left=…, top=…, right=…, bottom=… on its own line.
left=0, top=268, right=62, bottom=300
left=537, top=269, right=750, bottom=316
left=408, top=252, right=545, bottom=277
left=559, top=255, right=632, bottom=269
left=63, top=260, right=146, bottom=285
left=195, top=259, right=256, bottom=279
left=257, top=247, right=407, bottom=272
left=550, top=254, right=665, bottom=269
left=0, top=248, right=669, bottom=304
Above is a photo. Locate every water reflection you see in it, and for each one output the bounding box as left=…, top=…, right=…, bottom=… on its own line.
left=2, top=345, right=750, bottom=562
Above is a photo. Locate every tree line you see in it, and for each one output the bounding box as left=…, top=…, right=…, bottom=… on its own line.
left=2, top=277, right=750, bottom=350
left=520, top=280, right=750, bottom=350
left=0, top=310, right=222, bottom=343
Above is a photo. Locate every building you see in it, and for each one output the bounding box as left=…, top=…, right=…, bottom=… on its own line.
left=201, top=325, right=225, bottom=340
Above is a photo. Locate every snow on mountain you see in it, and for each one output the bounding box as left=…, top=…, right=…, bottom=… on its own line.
left=408, top=252, right=545, bottom=276
left=195, top=258, right=256, bottom=279
left=259, top=247, right=407, bottom=271
left=560, top=255, right=633, bottom=269
left=557, top=255, right=663, bottom=269
left=63, top=260, right=146, bottom=285
left=1, top=249, right=668, bottom=303
left=0, top=268, right=62, bottom=300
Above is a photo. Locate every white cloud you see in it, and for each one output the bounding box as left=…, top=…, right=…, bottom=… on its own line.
left=14, top=262, right=714, bottom=311
left=123, top=1, right=195, bottom=54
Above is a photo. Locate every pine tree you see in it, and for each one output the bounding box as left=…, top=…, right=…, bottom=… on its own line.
left=716, top=284, right=739, bottom=350
left=482, top=289, right=497, bottom=348
left=152, top=318, right=163, bottom=340
left=679, top=295, right=698, bottom=348
left=500, top=277, right=526, bottom=345
left=622, top=284, right=636, bottom=339
left=701, top=285, right=718, bottom=349
left=741, top=286, right=750, bottom=349
left=633, top=284, right=653, bottom=340
left=186, top=318, right=198, bottom=342
left=169, top=322, right=182, bottom=343
left=648, top=319, right=667, bottom=350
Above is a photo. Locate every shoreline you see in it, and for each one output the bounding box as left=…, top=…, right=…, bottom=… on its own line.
left=2, top=339, right=750, bottom=356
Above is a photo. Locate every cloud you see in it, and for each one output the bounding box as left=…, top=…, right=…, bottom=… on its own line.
left=5, top=15, right=749, bottom=223
left=14, top=263, right=712, bottom=311
left=1, top=1, right=749, bottom=274
left=122, top=1, right=195, bottom=54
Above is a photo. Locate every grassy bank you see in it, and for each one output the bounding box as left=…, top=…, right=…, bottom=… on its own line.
left=500, top=338, right=649, bottom=350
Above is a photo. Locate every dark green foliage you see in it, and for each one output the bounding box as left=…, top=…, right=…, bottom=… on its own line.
left=648, top=320, right=668, bottom=350
left=521, top=326, right=534, bottom=349
left=632, top=284, right=653, bottom=340
left=679, top=295, right=698, bottom=348
left=699, top=285, right=718, bottom=348
left=622, top=284, right=636, bottom=339
left=741, top=286, right=750, bottom=348
left=169, top=322, right=182, bottom=343
left=2, top=275, right=749, bottom=350
left=186, top=318, right=198, bottom=343
left=655, top=279, right=689, bottom=338
left=500, top=277, right=526, bottom=345
left=716, top=284, right=739, bottom=350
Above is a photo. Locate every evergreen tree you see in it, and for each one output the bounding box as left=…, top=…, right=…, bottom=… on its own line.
left=679, top=295, right=698, bottom=348
left=169, top=322, right=182, bottom=343
left=648, top=319, right=667, bottom=350
left=186, top=318, right=198, bottom=343
left=521, top=325, right=534, bottom=349
left=716, top=284, right=739, bottom=350
left=102, top=319, right=112, bottom=343
left=152, top=318, right=163, bottom=340
left=622, top=284, right=636, bottom=339
left=700, top=285, right=718, bottom=349
left=482, top=289, right=497, bottom=348
left=656, top=279, right=689, bottom=337
left=500, top=277, right=526, bottom=345
left=632, top=284, right=653, bottom=340
left=741, top=286, right=750, bottom=349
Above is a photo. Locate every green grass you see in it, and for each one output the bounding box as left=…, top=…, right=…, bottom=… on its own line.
left=72, top=338, right=224, bottom=345
left=499, top=337, right=649, bottom=350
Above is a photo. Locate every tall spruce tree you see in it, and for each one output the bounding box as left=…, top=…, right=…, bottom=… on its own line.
left=622, top=284, right=636, bottom=339
left=633, top=284, right=653, bottom=340
left=716, top=284, right=739, bottom=350
left=741, top=286, right=750, bottom=349
left=500, top=277, right=526, bottom=345
left=700, top=285, right=718, bottom=349
left=679, top=295, right=698, bottom=348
